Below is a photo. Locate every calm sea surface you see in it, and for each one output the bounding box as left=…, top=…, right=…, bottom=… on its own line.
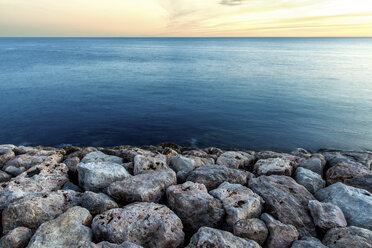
left=0, top=38, right=371, bottom=151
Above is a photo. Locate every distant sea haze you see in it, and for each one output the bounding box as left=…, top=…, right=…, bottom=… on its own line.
left=0, top=38, right=371, bottom=151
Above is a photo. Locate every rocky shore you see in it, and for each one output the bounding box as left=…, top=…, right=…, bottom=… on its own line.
left=0, top=143, right=371, bottom=248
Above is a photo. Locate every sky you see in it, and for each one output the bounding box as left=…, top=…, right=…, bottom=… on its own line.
left=0, top=0, right=372, bottom=37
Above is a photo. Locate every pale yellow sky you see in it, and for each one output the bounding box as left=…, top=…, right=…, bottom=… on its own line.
left=1, top=0, right=372, bottom=37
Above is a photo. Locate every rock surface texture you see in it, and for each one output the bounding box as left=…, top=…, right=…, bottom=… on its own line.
left=0, top=144, right=370, bottom=247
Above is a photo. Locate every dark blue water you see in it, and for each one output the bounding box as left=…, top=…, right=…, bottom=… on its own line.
left=0, top=38, right=371, bottom=151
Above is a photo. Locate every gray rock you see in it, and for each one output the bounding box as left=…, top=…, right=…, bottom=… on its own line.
left=0, top=227, right=32, bottom=248
left=261, top=213, right=299, bottom=248
left=62, top=181, right=83, bottom=192
left=119, top=148, right=154, bottom=163
left=4, top=150, right=63, bottom=174
left=298, top=155, right=326, bottom=176
left=133, top=154, right=168, bottom=175
left=81, top=151, right=123, bottom=164
left=255, top=151, right=299, bottom=162
left=166, top=181, right=225, bottom=233
left=2, top=190, right=82, bottom=233
left=248, top=175, right=316, bottom=237
left=216, top=151, right=255, bottom=170
left=323, top=150, right=371, bottom=169
left=291, top=236, right=327, bottom=248
left=0, top=171, right=11, bottom=183
left=233, top=218, right=268, bottom=245
left=107, top=169, right=176, bottom=203
left=210, top=182, right=264, bottom=229
left=308, top=200, right=347, bottom=230
left=294, top=167, right=325, bottom=194
left=0, top=163, right=69, bottom=210
left=186, top=164, right=250, bottom=190
left=322, top=226, right=372, bottom=248
left=0, top=150, right=15, bottom=168
left=81, top=191, right=118, bottom=216
left=169, top=155, right=196, bottom=182
left=64, top=157, right=81, bottom=174
left=80, top=241, right=143, bottom=248
left=326, top=162, right=372, bottom=192
left=253, top=158, right=295, bottom=176
left=315, top=182, right=372, bottom=230
left=186, top=227, right=261, bottom=248
left=77, top=162, right=130, bottom=192
left=92, top=202, right=184, bottom=248
left=27, top=206, right=92, bottom=248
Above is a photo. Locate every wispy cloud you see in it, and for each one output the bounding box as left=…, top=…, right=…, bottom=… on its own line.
left=220, top=0, right=247, bottom=6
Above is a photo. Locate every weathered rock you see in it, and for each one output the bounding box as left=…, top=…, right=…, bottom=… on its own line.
left=169, top=155, right=196, bottom=182
left=62, top=181, right=83, bottom=192
left=119, top=148, right=154, bottom=163
left=248, top=175, right=316, bottom=237
left=133, top=154, right=168, bottom=175
left=210, top=182, right=264, bottom=229
left=2, top=190, right=82, bottom=233
left=204, top=147, right=224, bottom=158
left=326, top=162, right=372, bottom=192
left=261, top=213, right=299, bottom=248
left=291, top=236, right=327, bottom=248
left=182, top=149, right=209, bottom=158
left=216, top=151, right=255, bottom=170
left=186, top=164, right=250, bottom=190
left=64, top=156, right=81, bottom=173
left=0, top=163, right=69, bottom=210
left=92, top=202, right=184, bottom=248
left=186, top=155, right=214, bottom=167
left=0, top=227, right=32, bottom=248
left=107, top=169, right=176, bottom=203
left=315, top=182, right=372, bottom=230
left=294, top=167, right=325, bottom=194
left=322, top=150, right=372, bottom=169
left=308, top=200, right=347, bottom=230
left=166, top=181, right=224, bottom=233
left=253, top=158, right=295, bottom=176
left=81, top=241, right=143, bottom=248
left=0, top=170, right=11, bottom=183
left=81, top=151, right=123, bottom=164
left=77, top=162, right=130, bottom=192
left=186, top=227, right=260, bottom=248
left=233, top=218, right=268, bottom=245
left=4, top=150, right=63, bottom=174
left=12, top=146, right=38, bottom=155
left=81, top=191, right=118, bottom=216
left=322, top=226, right=372, bottom=248
left=27, top=206, right=92, bottom=248
left=255, top=151, right=299, bottom=162
left=298, top=154, right=326, bottom=176
left=66, top=147, right=98, bottom=160
left=0, top=149, right=15, bottom=168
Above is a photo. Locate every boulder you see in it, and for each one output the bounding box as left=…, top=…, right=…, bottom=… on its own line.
left=294, top=167, right=325, bottom=194
left=322, top=150, right=371, bottom=169
left=186, top=227, right=260, bottom=248
left=308, top=200, right=347, bottom=230
left=2, top=190, right=82, bottom=233
left=81, top=151, right=123, bottom=164
left=3, top=150, right=63, bottom=175
left=169, top=155, right=196, bottom=182
left=63, top=157, right=80, bottom=174
left=0, top=163, right=69, bottom=210
left=233, top=218, right=268, bottom=245
left=81, top=191, right=118, bottom=216
left=298, top=154, right=326, bottom=176
left=0, top=171, right=11, bottom=183
left=0, top=149, right=15, bottom=168
left=166, top=181, right=225, bottom=233
left=216, top=151, right=255, bottom=170
left=107, top=169, right=176, bottom=203
left=315, top=182, right=372, bottom=230
left=77, top=162, right=130, bottom=192
left=182, top=149, right=209, bottom=158
left=255, top=151, right=299, bottom=162
left=133, top=154, right=168, bottom=175
left=27, top=206, right=92, bottom=248
left=253, top=158, right=295, bottom=176
left=326, top=162, right=372, bottom=192
left=261, top=213, right=299, bottom=248
left=92, top=202, right=184, bottom=248
left=62, top=181, right=83, bottom=192
left=81, top=241, right=143, bottom=248
left=209, top=182, right=264, bottom=229
left=186, top=164, right=250, bottom=190
left=118, top=148, right=154, bottom=163
left=291, top=237, right=327, bottom=248
left=0, top=227, right=32, bottom=248
left=322, top=226, right=372, bottom=248
left=248, top=175, right=316, bottom=237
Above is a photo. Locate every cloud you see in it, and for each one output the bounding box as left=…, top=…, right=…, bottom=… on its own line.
left=220, top=0, right=247, bottom=6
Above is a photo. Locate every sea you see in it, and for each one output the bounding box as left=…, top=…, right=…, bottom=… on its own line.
left=0, top=38, right=371, bottom=151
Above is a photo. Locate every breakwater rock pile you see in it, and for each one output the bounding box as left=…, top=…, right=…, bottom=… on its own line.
left=0, top=143, right=371, bottom=248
